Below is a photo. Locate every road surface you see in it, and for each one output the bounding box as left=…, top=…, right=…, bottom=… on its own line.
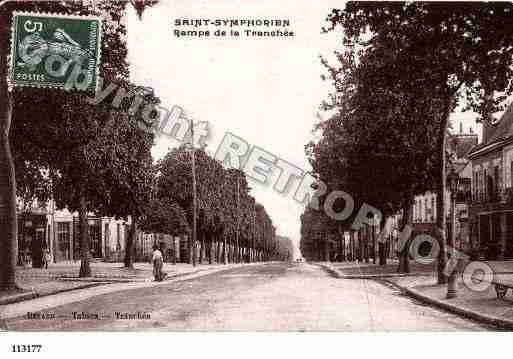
left=2, top=262, right=488, bottom=331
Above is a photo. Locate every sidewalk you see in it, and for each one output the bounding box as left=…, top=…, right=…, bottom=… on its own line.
left=0, top=262, right=264, bottom=321
left=0, top=261, right=247, bottom=306
left=385, top=274, right=513, bottom=330
left=322, top=260, right=513, bottom=330
left=319, top=260, right=436, bottom=278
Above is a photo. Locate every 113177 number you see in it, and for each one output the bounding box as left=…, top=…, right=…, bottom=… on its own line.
left=11, top=344, right=42, bottom=353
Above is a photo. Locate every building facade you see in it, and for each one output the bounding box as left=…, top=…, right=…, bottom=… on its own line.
left=412, top=126, right=477, bottom=253
left=17, top=197, right=191, bottom=266
left=469, top=104, right=513, bottom=260
left=17, top=199, right=133, bottom=266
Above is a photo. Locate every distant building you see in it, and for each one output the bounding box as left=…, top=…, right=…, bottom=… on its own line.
left=412, top=124, right=477, bottom=252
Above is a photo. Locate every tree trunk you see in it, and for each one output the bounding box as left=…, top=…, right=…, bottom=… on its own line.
left=78, top=193, right=91, bottom=278
left=372, top=225, right=377, bottom=264
left=348, top=231, right=353, bottom=261
left=208, top=237, right=213, bottom=264
left=188, top=234, right=193, bottom=265
left=378, top=242, right=386, bottom=265
left=124, top=216, right=137, bottom=269
left=234, top=238, right=239, bottom=263
left=0, top=13, right=18, bottom=290
left=435, top=102, right=451, bottom=284
left=216, top=240, right=221, bottom=263
left=364, top=228, right=370, bottom=263
left=199, top=232, right=204, bottom=264
left=397, top=201, right=413, bottom=273
left=358, top=231, right=364, bottom=261
left=222, top=234, right=227, bottom=265
left=172, top=237, right=177, bottom=265
left=341, top=236, right=346, bottom=261
left=324, top=234, right=330, bottom=262
left=378, top=219, right=387, bottom=265
left=0, top=88, right=18, bottom=291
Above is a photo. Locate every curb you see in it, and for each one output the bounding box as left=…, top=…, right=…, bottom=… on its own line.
left=58, top=277, right=137, bottom=283
left=339, top=273, right=427, bottom=279
left=318, top=262, right=513, bottom=330
left=316, top=263, right=343, bottom=278
left=382, top=280, right=513, bottom=330
left=0, top=282, right=106, bottom=306
left=0, top=291, right=37, bottom=306
left=316, top=263, right=426, bottom=280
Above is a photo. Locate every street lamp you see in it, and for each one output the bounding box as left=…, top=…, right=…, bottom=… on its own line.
left=446, top=167, right=459, bottom=299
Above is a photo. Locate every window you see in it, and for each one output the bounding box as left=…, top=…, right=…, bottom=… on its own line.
left=494, top=165, right=500, bottom=200
left=484, top=169, right=488, bottom=200
left=431, top=197, right=435, bottom=222
left=89, top=221, right=101, bottom=258
left=472, top=171, right=477, bottom=201
left=475, top=170, right=479, bottom=200
left=424, top=199, right=428, bottom=223
left=488, top=170, right=495, bottom=201
left=478, top=170, right=485, bottom=201
left=57, top=222, right=70, bottom=253
left=116, top=223, right=121, bottom=251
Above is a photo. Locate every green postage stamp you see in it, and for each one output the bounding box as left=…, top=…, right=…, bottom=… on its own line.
left=9, top=12, right=102, bottom=91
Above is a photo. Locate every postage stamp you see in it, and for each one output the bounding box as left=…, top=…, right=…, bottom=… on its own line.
left=9, top=12, right=102, bottom=91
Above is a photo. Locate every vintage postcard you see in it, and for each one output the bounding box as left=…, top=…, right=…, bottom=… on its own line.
left=1, top=0, right=513, bottom=356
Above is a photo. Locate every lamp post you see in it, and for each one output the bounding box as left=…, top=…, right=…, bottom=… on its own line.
left=447, top=167, right=459, bottom=299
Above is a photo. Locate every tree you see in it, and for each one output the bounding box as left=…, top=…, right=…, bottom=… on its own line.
left=0, top=0, right=159, bottom=285
left=223, top=168, right=249, bottom=263
left=91, top=85, right=159, bottom=269
left=0, top=0, right=83, bottom=289
left=139, top=198, right=189, bottom=237
left=323, top=2, right=513, bottom=282
left=158, top=146, right=226, bottom=264
left=157, top=146, right=279, bottom=265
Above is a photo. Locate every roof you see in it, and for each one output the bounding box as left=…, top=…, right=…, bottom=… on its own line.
left=447, top=134, right=478, bottom=159
left=468, top=102, right=513, bottom=159
left=485, top=102, right=513, bottom=145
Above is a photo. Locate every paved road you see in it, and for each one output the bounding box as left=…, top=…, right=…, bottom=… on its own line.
left=2, top=263, right=488, bottom=331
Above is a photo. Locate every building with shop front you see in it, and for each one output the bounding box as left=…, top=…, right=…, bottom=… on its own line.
left=468, top=104, right=513, bottom=260
left=17, top=199, right=132, bottom=267
left=18, top=198, right=189, bottom=267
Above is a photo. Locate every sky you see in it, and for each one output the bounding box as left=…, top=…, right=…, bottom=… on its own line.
left=126, top=1, right=484, bottom=258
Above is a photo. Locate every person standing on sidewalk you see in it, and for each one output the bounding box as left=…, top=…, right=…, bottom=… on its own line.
left=152, top=245, right=164, bottom=281
left=43, top=248, right=51, bottom=270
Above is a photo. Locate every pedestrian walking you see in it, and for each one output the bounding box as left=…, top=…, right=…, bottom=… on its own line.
left=152, top=244, right=164, bottom=281
left=43, top=248, right=51, bottom=269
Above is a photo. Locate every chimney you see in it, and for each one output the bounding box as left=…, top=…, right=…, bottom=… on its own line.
left=482, top=118, right=493, bottom=143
